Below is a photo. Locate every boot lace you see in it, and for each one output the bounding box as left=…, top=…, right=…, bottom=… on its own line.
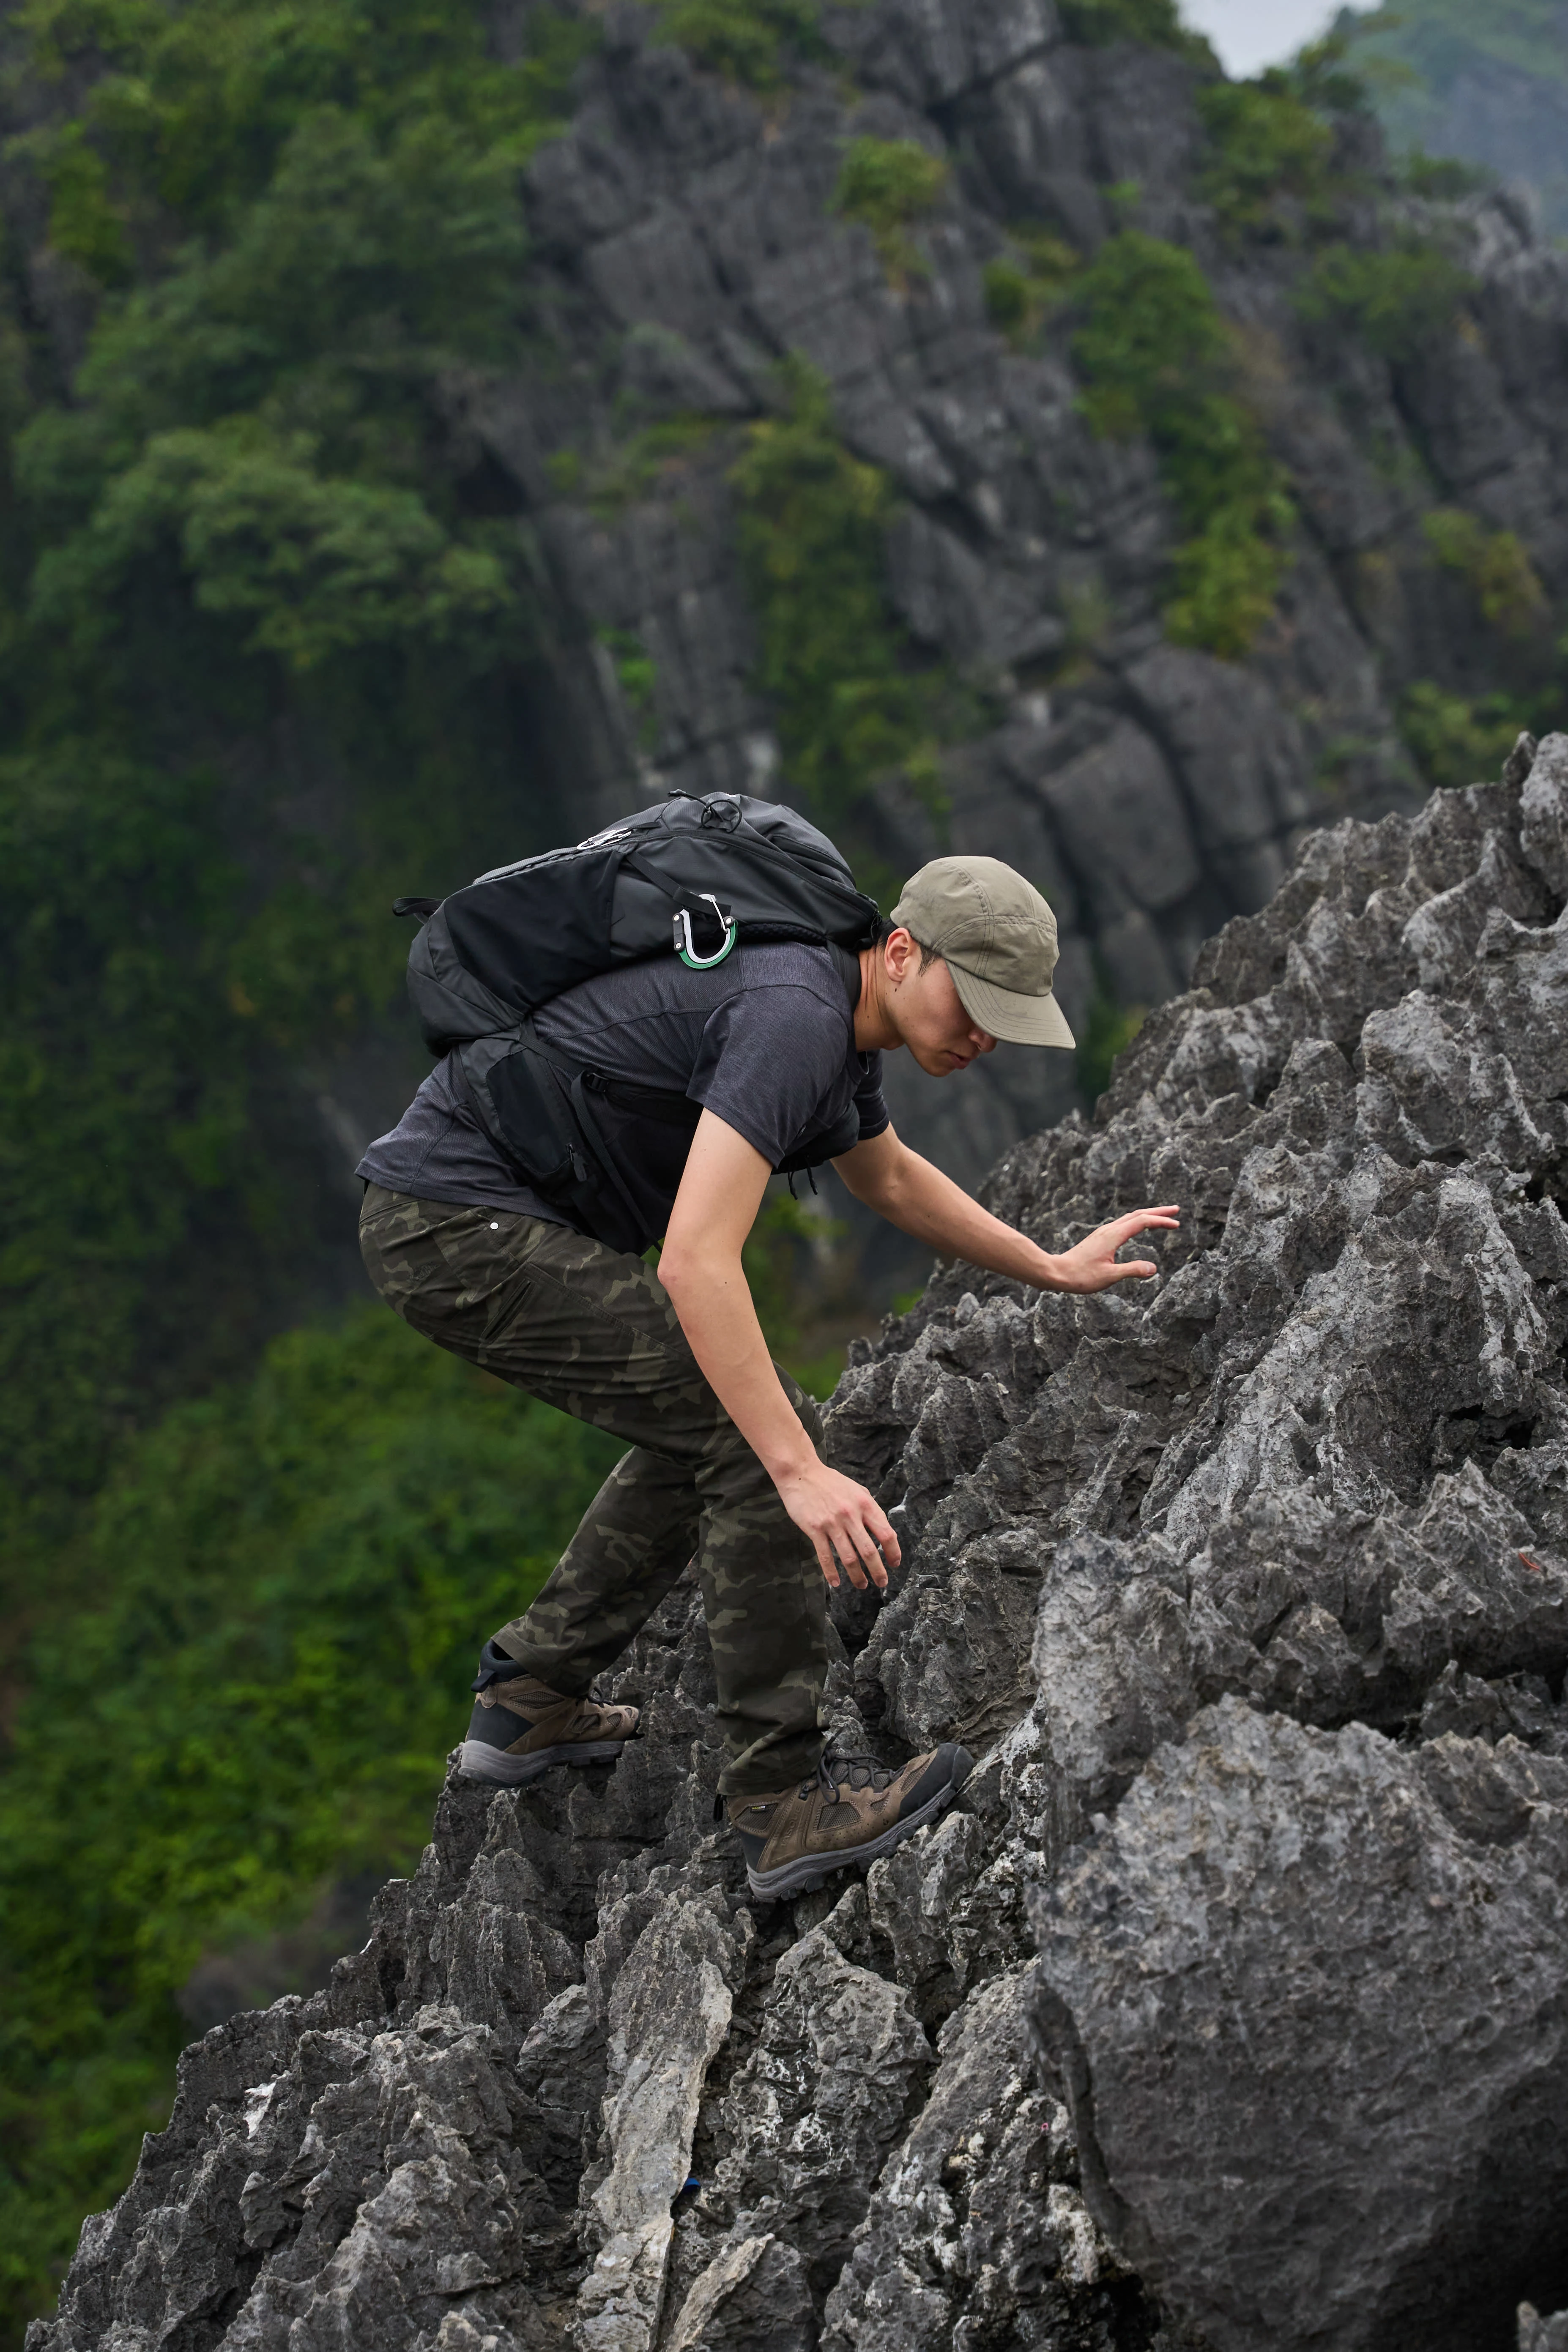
left=802, top=1752, right=898, bottom=1804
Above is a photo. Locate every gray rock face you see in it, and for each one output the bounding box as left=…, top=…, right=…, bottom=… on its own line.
left=1036, top=1704, right=1568, bottom=2352
left=33, top=767, right=1568, bottom=2331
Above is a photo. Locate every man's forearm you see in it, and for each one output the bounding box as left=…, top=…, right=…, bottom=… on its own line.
left=856, top=1145, right=1063, bottom=1288
left=660, top=1110, right=904, bottom=1591
left=658, top=1242, right=818, bottom=1480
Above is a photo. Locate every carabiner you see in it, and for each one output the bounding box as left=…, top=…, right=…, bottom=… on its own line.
left=673, top=894, right=738, bottom=970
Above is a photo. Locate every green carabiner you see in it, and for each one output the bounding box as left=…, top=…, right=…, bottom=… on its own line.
left=674, top=896, right=737, bottom=970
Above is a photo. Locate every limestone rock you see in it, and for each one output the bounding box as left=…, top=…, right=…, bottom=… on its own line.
left=574, top=1893, right=743, bottom=2352
left=820, top=1964, right=1144, bottom=2351
left=1033, top=1702, right=1568, bottom=2352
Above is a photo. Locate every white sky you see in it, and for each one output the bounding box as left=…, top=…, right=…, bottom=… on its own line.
left=1180, top=0, right=1341, bottom=77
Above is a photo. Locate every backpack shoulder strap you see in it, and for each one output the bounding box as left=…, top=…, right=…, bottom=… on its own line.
left=829, top=941, right=863, bottom=1018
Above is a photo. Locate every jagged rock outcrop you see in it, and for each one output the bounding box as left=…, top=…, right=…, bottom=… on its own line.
left=1037, top=1705, right=1568, bottom=2352
left=36, top=738, right=1568, bottom=2351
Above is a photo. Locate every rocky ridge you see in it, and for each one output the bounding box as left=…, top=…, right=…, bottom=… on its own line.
left=36, top=731, right=1568, bottom=2352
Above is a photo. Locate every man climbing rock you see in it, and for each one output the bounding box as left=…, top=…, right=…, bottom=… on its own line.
left=358, top=845, right=1177, bottom=1899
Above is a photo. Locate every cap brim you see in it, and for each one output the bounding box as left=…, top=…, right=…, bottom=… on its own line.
left=949, top=960, right=1076, bottom=1048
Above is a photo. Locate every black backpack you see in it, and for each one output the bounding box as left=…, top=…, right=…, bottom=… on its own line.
left=396, top=789, right=881, bottom=1254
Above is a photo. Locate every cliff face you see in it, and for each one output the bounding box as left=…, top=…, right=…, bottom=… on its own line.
left=452, top=0, right=1568, bottom=1189
left=39, top=733, right=1568, bottom=2352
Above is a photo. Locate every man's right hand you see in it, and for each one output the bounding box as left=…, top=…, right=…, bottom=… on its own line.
left=772, top=1457, right=901, bottom=1592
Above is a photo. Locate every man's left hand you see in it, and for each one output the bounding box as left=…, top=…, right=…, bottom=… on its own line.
left=1045, top=1205, right=1181, bottom=1293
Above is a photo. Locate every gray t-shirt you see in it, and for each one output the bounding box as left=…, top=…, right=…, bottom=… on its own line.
left=357, top=941, right=888, bottom=1243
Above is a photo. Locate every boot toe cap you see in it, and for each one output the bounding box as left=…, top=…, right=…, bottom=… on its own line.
left=900, top=1742, right=973, bottom=1819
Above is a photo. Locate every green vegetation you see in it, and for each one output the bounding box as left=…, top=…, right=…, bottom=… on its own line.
left=982, top=259, right=1034, bottom=339
left=1295, top=237, right=1475, bottom=363
left=1164, top=496, right=1290, bottom=659
left=1398, top=148, right=1493, bottom=201
left=0, top=0, right=610, bottom=2331
left=1422, top=509, right=1549, bottom=638
left=1399, top=682, right=1526, bottom=790
left=1197, top=72, right=1335, bottom=236
left=833, top=137, right=949, bottom=288
left=0, top=0, right=1390, bottom=2326
left=0, top=9, right=952, bottom=2318
left=557, top=414, right=722, bottom=519
left=982, top=230, right=1079, bottom=347
left=5, top=0, right=1557, bottom=2330
left=0, top=1305, right=623, bottom=2336
left=1288, top=27, right=1379, bottom=116
left=742, top=1192, right=849, bottom=1399
left=3, top=754, right=243, bottom=1524
left=1057, top=0, right=1214, bottom=61
left=732, top=357, right=957, bottom=846
left=1193, top=30, right=1378, bottom=241
left=1071, top=231, right=1293, bottom=659
left=0, top=0, right=600, bottom=1551
left=648, top=0, right=834, bottom=89
left=602, top=628, right=661, bottom=751
left=1074, top=232, right=1224, bottom=454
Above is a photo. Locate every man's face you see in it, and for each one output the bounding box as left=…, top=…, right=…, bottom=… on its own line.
left=883, top=934, right=999, bottom=1075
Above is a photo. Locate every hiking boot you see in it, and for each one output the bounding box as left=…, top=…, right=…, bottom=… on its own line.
left=459, top=1641, right=639, bottom=1786
left=725, top=1745, right=973, bottom=1901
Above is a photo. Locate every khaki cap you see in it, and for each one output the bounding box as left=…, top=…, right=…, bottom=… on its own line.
left=892, top=856, right=1075, bottom=1048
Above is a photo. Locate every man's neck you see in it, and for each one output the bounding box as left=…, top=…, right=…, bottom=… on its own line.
left=855, top=945, right=899, bottom=1053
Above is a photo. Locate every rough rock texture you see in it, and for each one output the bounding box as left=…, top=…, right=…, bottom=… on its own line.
left=36, top=738, right=1568, bottom=2349
left=1038, top=1706, right=1568, bottom=2350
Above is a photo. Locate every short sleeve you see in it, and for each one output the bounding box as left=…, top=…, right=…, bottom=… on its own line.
left=689, top=986, right=851, bottom=1167
left=853, top=1051, right=889, bottom=1142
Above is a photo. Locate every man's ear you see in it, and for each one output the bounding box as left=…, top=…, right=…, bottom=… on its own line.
left=884, top=927, right=917, bottom=985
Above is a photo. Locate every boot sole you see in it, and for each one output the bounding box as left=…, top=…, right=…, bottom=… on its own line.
left=744, top=1754, right=971, bottom=1901
left=457, top=1738, right=630, bottom=1786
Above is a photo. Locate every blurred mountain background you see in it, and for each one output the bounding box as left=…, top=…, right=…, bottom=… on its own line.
left=1188, top=2, right=1568, bottom=239
left=1343, top=0, right=1568, bottom=239
left=0, top=0, right=1564, bottom=2337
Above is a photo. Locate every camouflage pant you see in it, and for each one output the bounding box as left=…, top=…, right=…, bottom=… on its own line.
left=358, top=1185, right=829, bottom=1797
